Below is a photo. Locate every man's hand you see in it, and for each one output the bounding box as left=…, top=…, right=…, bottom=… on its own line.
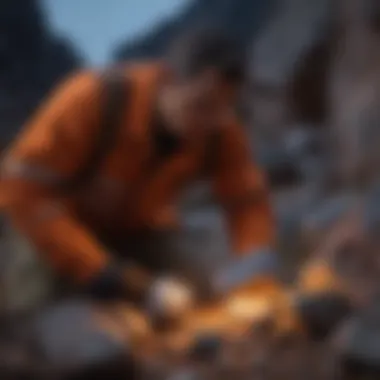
left=211, top=249, right=280, bottom=296
left=146, top=277, right=195, bottom=322
left=86, top=261, right=153, bottom=303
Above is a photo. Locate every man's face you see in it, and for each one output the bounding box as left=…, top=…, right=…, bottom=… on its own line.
left=162, top=70, right=239, bottom=136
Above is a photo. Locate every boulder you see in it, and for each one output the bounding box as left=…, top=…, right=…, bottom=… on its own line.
left=28, top=299, right=139, bottom=379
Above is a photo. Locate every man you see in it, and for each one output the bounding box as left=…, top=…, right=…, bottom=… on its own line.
left=0, top=29, right=277, bottom=318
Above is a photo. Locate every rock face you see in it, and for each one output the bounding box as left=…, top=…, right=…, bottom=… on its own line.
left=250, top=0, right=333, bottom=134
left=114, top=0, right=276, bottom=61
left=0, top=0, right=82, bottom=147
left=114, top=0, right=333, bottom=129
left=329, top=0, right=380, bottom=189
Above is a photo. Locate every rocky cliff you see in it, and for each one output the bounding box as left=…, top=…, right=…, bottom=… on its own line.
left=0, top=0, right=83, bottom=147
left=114, top=0, right=276, bottom=61
left=114, top=0, right=332, bottom=127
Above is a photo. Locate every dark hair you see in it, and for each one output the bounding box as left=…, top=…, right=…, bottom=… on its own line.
left=167, top=28, right=247, bottom=84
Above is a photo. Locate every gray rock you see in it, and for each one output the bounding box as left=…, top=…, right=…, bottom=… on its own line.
left=256, top=142, right=302, bottom=187
left=30, top=299, right=135, bottom=377
left=252, top=0, right=332, bottom=87
left=299, top=193, right=360, bottom=251
left=114, top=0, right=275, bottom=61
left=0, top=0, right=82, bottom=146
left=335, top=297, right=380, bottom=372
left=364, top=181, right=380, bottom=236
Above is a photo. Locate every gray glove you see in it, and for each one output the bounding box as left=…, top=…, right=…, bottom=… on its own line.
left=211, top=248, right=280, bottom=295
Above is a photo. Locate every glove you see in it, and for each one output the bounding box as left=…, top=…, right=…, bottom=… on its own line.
left=211, top=248, right=280, bottom=296
left=86, top=261, right=153, bottom=302
left=145, top=276, right=195, bottom=322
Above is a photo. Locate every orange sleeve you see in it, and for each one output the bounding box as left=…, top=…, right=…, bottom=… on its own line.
left=0, top=71, right=111, bottom=285
left=212, top=122, right=275, bottom=255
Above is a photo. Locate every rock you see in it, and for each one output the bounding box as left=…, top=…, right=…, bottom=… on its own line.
left=188, top=333, right=222, bottom=362
left=249, top=0, right=333, bottom=145
left=329, top=0, right=380, bottom=188
left=29, top=299, right=136, bottom=378
left=0, top=0, right=82, bottom=146
left=256, top=127, right=326, bottom=187
left=256, top=142, right=302, bottom=188
left=167, top=368, right=202, bottom=380
left=252, top=0, right=332, bottom=88
left=283, top=127, right=326, bottom=180
left=273, top=183, right=324, bottom=277
left=0, top=221, right=55, bottom=314
left=334, top=296, right=380, bottom=375
left=114, top=0, right=275, bottom=61
left=300, top=198, right=380, bottom=307
left=363, top=181, right=380, bottom=236
left=299, top=193, right=360, bottom=252
left=294, top=292, right=353, bottom=340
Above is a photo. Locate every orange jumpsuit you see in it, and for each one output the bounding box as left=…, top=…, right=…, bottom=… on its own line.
left=0, top=62, right=274, bottom=288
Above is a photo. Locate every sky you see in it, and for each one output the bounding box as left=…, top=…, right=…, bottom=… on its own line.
left=41, top=0, right=187, bottom=66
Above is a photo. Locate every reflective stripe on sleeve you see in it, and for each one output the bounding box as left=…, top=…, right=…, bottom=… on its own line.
left=1, top=159, right=62, bottom=185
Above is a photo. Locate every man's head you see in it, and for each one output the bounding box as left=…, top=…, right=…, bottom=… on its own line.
left=158, top=28, right=247, bottom=135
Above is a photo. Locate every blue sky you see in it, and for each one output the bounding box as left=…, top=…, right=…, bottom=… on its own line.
left=41, top=0, right=187, bottom=66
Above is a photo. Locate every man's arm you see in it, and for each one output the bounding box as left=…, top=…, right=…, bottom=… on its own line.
left=211, top=122, right=277, bottom=293
left=213, top=122, right=275, bottom=254
left=211, top=124, right=352, bottom=335
left=0, top=72, right=135, bottom=298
